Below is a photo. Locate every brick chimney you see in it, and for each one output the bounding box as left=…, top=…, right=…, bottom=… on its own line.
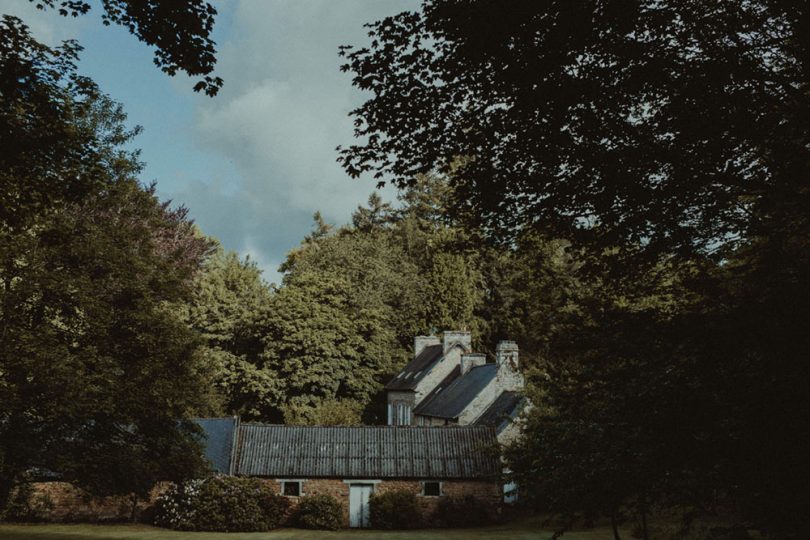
left=443, top=330, right=472, bottom=353
left=414, top=335, right=440, bottom=357
left=460, top=353, right=487, bottom=375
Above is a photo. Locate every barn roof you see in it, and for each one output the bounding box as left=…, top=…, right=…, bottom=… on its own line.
left=234, top=424, right=499, bottom=479
left=194, top=417, right=238, bottom=474
left=474, top=391, right=524, bottom=433
left=413, top=364, right=498, bottom=419
left=385, top=344, right=444, bottom=391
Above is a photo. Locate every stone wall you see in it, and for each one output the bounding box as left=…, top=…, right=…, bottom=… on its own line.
left=262, top=477, right=500, bottom=527
left=17, top=477, right=499, bottom=527
left=21, top=482, right=167, bottom=522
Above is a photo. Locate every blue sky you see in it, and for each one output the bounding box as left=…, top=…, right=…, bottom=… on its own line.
left=1, top=0, right=416, bottom=284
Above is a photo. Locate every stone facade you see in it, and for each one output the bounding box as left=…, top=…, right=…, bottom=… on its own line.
left=21, top=482, right=168, bottom=522
left=390, top=330, right=525, bottom=441
left=22, top=477, right=501, bottom=527
left=261, top=477, right=500, bottom=527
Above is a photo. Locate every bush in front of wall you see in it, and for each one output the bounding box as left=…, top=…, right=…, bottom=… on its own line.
left=1, top=481, right=53, bottom=522
left=295, top=493, right=344, bottom=530
left=153, top=475, right=289, bottom=531
left=369, top=489, right=422, bottom=529
left=433, top=495, right=497, bottom=528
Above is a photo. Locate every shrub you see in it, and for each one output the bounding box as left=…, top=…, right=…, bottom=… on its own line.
left=295, top=494, right=343, bottom=530
left=369, top=489, right=422, bottom=529
left=153, top=476, right=289, bottom=532
left=1, top=482, right=53, bottom=522
left=433, top=495, right=496, bottom=528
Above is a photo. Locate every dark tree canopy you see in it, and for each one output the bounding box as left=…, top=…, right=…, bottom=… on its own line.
left=342, top=2, right=810, bottom=537
left=0, top=17, right=215, bottom=512
left=30, top=0, right=222, bottom=95
left=339, top=0, right=810, bottom=263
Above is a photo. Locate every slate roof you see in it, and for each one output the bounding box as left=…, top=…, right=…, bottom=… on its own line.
left=194, top=417, right=238, bottom=474
left=474, top=391, right=524, bottom=433
left=416, top=365, right=460, bottom=408
left=234, top=424, right=499, bottom=479
left=413, top=364, right=498, bottom=419
left=385, top=344, right=444, bottom=391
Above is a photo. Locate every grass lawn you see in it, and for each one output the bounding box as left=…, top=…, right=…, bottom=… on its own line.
left=0, top=518, right=623, bottom=540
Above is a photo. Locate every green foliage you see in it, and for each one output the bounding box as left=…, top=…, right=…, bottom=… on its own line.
left=343, top=2, right=810, bottom=538
left=369, top=489, right=422, bottom=530
left=0, top=20, right=214, bottom=513
left=433, top=495, right=496, bottom=528
left=262, top=177, right=488, bottom=422
left=294, top=494, right=343, bottom=531
left=153, top=476, right=290, bottom=532
left=262, top=270, right=395, bottom=417
left=182, top=249, right=277, bottom=419
left=30, top=0, right=221, bottom=95
left=283, top=398, right=363, bottom=426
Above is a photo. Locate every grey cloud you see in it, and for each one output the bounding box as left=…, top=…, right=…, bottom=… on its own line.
left=165, top=0, right=414, bottom=283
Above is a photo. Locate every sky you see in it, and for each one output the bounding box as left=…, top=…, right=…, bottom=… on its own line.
left=0, top=0, right=417, bottom=285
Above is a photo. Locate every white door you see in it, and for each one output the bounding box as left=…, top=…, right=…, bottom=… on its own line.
left=349, top=484, right=373, bottom=528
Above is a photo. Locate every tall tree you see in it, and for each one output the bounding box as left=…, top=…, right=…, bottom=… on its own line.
left=182, top=247, right=279, bottom=420
left=339, top=1, right=809, bottom=266
left=341, top=2, right=810, bottom=536
left=0, top=20, right=214, bottom=511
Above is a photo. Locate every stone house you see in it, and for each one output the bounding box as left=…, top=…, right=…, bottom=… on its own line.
left=385, top=331, right=526, bottom=444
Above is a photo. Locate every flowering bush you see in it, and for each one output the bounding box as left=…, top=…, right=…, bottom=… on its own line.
left=153, top=476, right=289, bottom=531
left=295, top=494, right=343, bottom=530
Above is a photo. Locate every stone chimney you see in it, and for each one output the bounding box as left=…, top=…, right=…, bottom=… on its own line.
left=443, top=330, right=472, bottom=353
left=414, top=335, right=440, bottom=357
left=496, top=340, right=519, bottom=369
left=495, top=340, right=523, bottom=390
left=460, top=353, right=487, bottom=375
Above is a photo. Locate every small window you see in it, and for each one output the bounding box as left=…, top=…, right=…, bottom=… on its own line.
left=422, top=481, right=441, bottom=497
left=282, top=481, right=301, bottom=497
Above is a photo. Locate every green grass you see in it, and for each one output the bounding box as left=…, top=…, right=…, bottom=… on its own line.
left=0, top=518, right=622, bottom=540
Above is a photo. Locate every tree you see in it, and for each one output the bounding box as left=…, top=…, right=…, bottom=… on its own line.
left=0, top=20, right=215, bottom=511
left=339, top=1, right=809, bottom=266
left=261, top=270, right=396, bottom=422
left=28, top=0, right=222, bottom=95
left=342, top=2, right=810, bottom=536
left=182, top=248, right=279, bottom=419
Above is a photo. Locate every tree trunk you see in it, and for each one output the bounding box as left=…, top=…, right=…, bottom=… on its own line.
left=639, top=504, right=650, bottom=540
left=129, top=494, right=139, bottom=523
left=611, top=512, right=622, bottom=540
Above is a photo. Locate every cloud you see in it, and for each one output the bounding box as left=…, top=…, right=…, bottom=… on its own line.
left=165, top=0, right=415, bottom=284
left=1, top=0, right=416, bottom=285
left=0, top=0, right=86, bottom=45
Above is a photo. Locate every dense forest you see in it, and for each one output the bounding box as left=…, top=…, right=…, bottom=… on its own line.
left=2, top=1, right=809, bottom=539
